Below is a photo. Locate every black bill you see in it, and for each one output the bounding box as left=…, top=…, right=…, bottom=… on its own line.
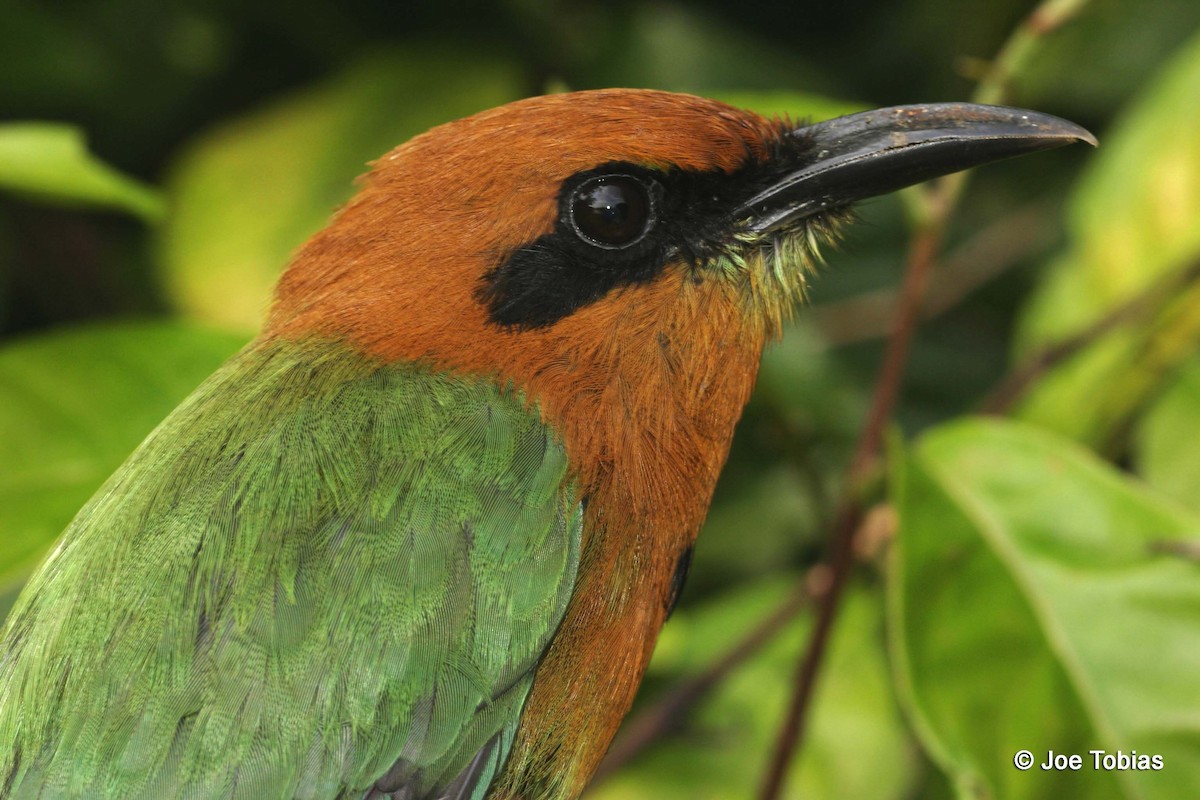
left=735, top=103, right=1097, bottom=233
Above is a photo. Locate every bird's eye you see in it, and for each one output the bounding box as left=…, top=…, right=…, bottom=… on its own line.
left=569, top=175, right=655, bottom=249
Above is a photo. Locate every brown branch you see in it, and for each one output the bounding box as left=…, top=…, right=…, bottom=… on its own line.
left=756, top=1, right=1095, bottom=796
left=979, top=257, right=1200, bottom=414
left=758, top=220, right=944, bottom=800
left=1149, top=538, right=1200, bottom=562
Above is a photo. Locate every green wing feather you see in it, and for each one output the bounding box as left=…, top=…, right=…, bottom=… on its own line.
left=0, top=339, right=581, bottom=799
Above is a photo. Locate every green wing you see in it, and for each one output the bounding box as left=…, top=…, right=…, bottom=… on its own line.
left=0, top=339, right=581, bottom=799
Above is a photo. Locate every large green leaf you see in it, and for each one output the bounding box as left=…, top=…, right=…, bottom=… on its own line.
left=0, top=123, right=163, bottom=219
left=157, top=48, right=525, bottom=331
left=1134, top=358, right=1200, bottom=514
left=591, top=579, right=918, bottom=800
left=889, top=418, right=1200, bottom=799
left=0, top=321, right=246, bottom=619
left=1013, top=30, right=1200, bottom=443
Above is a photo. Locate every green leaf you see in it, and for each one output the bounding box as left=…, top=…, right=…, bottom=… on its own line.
left=592, top=580, right=918, bottom=800
left=889, top=417, right=1200, bottom=800
left=0, top=123, right=163, bottom=220
left=0, top=321, right=247, bottom=615
left=157, top=48, right=526, bottom=331
left=1013, top=29, right=1200, bottom=443
left=1134, top=359, right=1200, bottom=514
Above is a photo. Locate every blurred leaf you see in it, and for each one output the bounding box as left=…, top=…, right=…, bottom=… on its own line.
left=693, top=463, right=822, bottom=586
left=157, top=48, right=526, bottom=331
left=714, top=91, right=863, bottom=123
left=0, top=321, right=246, bottom=617
left=1013, top=29, right=1200, bottom=443
left=593, top=580, right=918, bottom=800
left=756, top=321, right=868, bottom=440
left=0, top=123, right=163, bottom=219
left=889, top=417, right=1200, bottom=800
left=1134, top=358, right=1200, bottom=513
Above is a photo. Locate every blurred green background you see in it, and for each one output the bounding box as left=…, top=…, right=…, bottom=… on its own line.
left=2, top=1, right=1200, bottom=798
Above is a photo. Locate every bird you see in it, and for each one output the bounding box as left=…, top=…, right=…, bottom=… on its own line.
left=0, top=89, right=1093, bottom=800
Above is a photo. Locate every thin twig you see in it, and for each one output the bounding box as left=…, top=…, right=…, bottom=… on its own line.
left=1149, top=538, right=1200, bottom=562
left=758, top=221, right=943, bottom=800
left=980, top=258, right=1200, bottom=414
left=809, top=201, right=1056, bottom=345
left=935, top=0, right=1095, bottom=209
left=757, top=1, right=1094, bottom=796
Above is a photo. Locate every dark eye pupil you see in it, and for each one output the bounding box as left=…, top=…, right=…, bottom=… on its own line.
left=571, top=176, right=652, bottom=247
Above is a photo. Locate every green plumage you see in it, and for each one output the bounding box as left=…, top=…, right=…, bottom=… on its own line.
left=0, top=338, right=581, bottom=799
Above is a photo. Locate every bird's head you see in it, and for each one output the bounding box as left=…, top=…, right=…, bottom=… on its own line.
left=269, top=88, right=1090, bottom=357
left=266, top=89, right=1091, bottom=486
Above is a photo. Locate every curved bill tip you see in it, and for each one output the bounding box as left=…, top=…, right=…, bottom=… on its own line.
left=810, top=102, right=1097, bottom=150
left=737, top=102, right=1097, bottom=233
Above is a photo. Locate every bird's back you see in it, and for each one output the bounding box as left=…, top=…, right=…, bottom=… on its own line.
left=0, top=337, right=581, bottom=799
